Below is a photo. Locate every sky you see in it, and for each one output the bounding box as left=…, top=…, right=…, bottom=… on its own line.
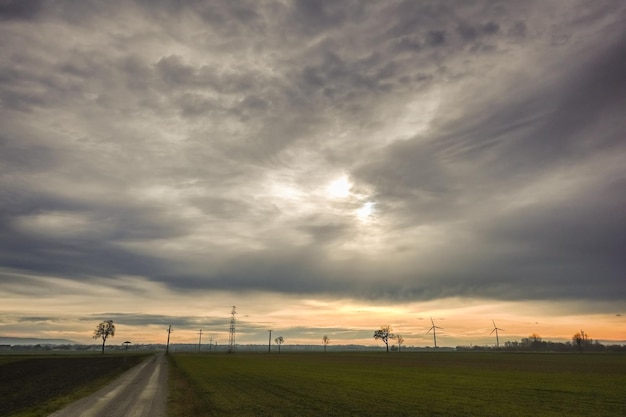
left=1, top=0, right=625, bottom=348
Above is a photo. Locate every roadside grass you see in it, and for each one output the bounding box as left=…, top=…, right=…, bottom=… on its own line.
left=167, top=353, right=213, bottom=417
left=168, top=351, right=626, bottom=417
left=0, top=353, right=150, bottom=417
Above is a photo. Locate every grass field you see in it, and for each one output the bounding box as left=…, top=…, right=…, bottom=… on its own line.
left=0, top=353, right=149, bottom=417
left=169, top=351, right=626, bottom=417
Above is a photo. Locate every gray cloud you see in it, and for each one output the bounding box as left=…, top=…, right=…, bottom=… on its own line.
left=0, top=0, right=43, bottom=21
left=83, top=313, right=224, bottom=329
left=1, top=0, right=625, bottom=310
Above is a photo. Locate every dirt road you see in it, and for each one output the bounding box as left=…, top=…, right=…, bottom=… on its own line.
left=49, top=353, right=167, bottom=417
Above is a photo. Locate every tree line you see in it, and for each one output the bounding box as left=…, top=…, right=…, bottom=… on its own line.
left=457, top=331, right=626, bottom=352
left=370, top=325, right=626, bottom=353
left=90, top=320, right=625, bottom=354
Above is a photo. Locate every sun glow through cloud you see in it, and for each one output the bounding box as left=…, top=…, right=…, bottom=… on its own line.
left=357, top=201, right=375, bottom=220
left=326, top=176, right=351, bottom=199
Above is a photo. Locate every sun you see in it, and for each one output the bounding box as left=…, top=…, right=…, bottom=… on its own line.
left=326, top=176, right=351, bottom=198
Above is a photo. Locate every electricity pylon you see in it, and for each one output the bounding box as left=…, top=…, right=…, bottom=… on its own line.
left=228, top=306, right=237, bottom=353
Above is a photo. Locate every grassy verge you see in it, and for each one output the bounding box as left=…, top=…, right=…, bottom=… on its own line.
left=1, top=353, right=150, bottom=417
left=167, top=353, right=213, bottom=417
left=168, top=351, right=626, bottom=417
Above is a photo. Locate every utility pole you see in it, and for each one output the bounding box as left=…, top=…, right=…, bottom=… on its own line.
left=197, top=329, right=203, bottom=352
left=166, top=325, right=172, bottom=355
left=228, top=306, right=237, bottom=353
left=268, top=330, right=272, bottom=353
left=209, top=336, right=213, bottom=352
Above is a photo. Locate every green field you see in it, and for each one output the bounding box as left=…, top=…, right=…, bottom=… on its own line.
left=169, top=351, right=626, bottom=417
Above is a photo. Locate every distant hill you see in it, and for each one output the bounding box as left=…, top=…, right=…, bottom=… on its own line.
left=0, top=336, right=78, bottom=345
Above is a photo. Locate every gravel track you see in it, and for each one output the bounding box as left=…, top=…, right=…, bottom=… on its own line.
left=48, top=353, right=167, bottom=417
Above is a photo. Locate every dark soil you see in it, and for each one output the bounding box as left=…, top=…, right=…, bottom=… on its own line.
left=0, top=354, right=146, bottom=416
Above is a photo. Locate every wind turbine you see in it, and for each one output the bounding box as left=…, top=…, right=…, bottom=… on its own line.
left=490, top=320, right=504, bottom=347
left=427, top=317, right=443, bottom=348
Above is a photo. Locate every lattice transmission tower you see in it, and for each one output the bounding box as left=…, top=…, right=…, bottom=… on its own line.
left=228, top=305, right=237, bottom=353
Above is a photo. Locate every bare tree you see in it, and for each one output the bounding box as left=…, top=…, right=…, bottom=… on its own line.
left=573, top=330, right=591, bottom=352
left=93, top=320, right=115, bottom=354
left=521, top=333, right=544, bottom=349
left=322, top=335, right=330, bottom=352
left=396, top=334, right=404, bottom=352
left=373, top=325, right=394, bottom=352
left=275, top=336, right=284, bottom=353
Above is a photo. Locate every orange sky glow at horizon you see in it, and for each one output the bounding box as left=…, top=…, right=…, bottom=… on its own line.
left=2, top=281, right=624, bottom=347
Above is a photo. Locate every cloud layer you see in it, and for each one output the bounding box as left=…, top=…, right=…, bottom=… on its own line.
left=1, top=0, right=625, bottom=325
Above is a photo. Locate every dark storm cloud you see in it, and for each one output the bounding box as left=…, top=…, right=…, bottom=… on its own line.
left=1, top=0, right=625, bottom=308
left=1, top=234, right=167, bottom=280
left=356, top=32, right=626, bottom=205
left=299, top=50, right=396, bottom=103
left=350, top=31, right=626, bottom=301
left=83, top=313, right=225, bottom=329
left=291, top=0, right=364, bottom=32
left=457, top=21, right=499, bottom=41
left=0, top=0, right=44, bottom=21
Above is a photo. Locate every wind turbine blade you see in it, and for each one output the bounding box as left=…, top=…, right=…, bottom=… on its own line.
left=490, top=329, right=495, bottom=335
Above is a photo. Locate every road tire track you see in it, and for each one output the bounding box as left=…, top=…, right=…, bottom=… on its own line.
left=48, top=353, right=167, bottom=417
